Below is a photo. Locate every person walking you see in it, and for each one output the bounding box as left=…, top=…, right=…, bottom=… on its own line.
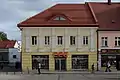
left=38, top=62, right=41, bottom=74
left=91, top=63, right=95, bottom=74
left=105, top=61, right=111, bottom=72
left=1, top=63, right=3, bottom=70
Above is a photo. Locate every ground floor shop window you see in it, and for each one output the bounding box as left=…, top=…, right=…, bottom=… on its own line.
left=101, top=55, right=116, bottom=67
left=72, top=55, right=88, bottom=70
left=32, top=55, right=49, bottom=69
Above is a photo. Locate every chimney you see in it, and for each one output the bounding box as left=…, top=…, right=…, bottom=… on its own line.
left=108, top=0, right=111, bottom=5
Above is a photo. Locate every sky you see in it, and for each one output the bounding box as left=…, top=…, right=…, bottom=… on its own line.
left=0, top=0, right=120, bottom=40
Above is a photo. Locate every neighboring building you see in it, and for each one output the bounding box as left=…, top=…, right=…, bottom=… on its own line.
left=15, top=40, right=22, bottom=53
left=90, top=1, right=120, bottom=70
left=18, top=3, right=99, bottom=71
left=0, top=40, right=20, bottom=64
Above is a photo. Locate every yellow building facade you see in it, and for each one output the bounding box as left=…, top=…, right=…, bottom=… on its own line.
left=21, top=28, right=98, bottom=71
left=18, top=3, right=99, bottom=72
left=22, top=52, right=97, bottom=71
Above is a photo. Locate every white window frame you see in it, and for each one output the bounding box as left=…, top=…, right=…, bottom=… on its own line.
left=32, top=36, right=37, bottom=45
left=70, top=36, right=76, bottom=45
left=45, top=36, right=50, bottom=45
left=101, top=37, right=108, bottom=47
left=54, top=16, right=66, bottom=21
left=115, top=37, right=120, bottom=47
left=83, top=36, right=88, bottom=45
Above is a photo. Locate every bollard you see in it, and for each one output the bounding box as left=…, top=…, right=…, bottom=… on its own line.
left=6, top=72, right=8, bottom=75
left=21, top=71, right=23, bottom=74
left=14, top=72, right=15, bottom=75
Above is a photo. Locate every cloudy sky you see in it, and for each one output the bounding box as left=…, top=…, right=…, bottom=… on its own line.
left=0, top=0, right=119, bottom=40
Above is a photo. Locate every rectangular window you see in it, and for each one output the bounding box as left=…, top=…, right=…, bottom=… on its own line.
left=72, top=55, right=88, bottom=69
left=101, top=55, right=116, bottom=67
left=115, top=37, right=120, bottom=47
left=13, top=55, right=16, bottom=59
left=32, top=36, right=37, bottom=45
left=57, top=36, right=63, bottom=45
left=45, top=36, right=50, bottom=45
left=83, top=36, right=88, bottom=45
left=101, top=37, right=108, bottom=47
left=32, top=55, right=49, bottom=70
left=70, top=36, right=76, bottom=45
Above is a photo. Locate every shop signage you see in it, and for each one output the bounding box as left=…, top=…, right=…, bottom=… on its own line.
left=53, top=52, right=68, bottom=58
left=101, top=49, right=120, bottom=54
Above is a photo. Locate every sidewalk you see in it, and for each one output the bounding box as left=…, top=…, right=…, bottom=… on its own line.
left=0, top=70, right=119, bottom=75
left=40, top=69, right=120, bottom=74
left=0, top=68, right=120, bottom=75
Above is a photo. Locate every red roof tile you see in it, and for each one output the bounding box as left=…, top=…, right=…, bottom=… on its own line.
left=18, top=4, right=98, bottom=27
left=90, top=2, right=120, bottom=30
left=0, top=40, right=16, bottom=49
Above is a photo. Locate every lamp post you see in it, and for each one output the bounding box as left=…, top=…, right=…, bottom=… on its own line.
left=97, top=49, right=101, bottom=71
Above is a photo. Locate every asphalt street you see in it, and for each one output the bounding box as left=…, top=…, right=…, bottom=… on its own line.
left=0, top=74, right=119, bottom=80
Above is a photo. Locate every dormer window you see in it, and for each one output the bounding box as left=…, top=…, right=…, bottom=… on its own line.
left=49, top=14, right=71, bottom=22
left=53, top=16, right=66, bottom=21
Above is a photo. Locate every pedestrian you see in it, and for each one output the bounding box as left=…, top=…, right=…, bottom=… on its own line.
left=105, top=61, right=111, bottom=72
left=1, top=63, right=3, bottom=70
left=91, top=63, right=95, bottom=74
left=38, top=62, right=41, bottom=74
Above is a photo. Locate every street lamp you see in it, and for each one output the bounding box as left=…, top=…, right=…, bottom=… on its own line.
left=97, top=49, right=101, bottom=71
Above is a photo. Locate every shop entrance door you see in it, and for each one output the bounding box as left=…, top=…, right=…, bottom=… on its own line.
left=55, top=58, right=66, bottom=71
left=116, top=55, right=120, bottom=70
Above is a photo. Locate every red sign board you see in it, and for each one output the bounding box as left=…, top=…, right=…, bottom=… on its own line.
left=101, top=49, right=120, bottom=54
left=53, top=52, right=68, bottom=58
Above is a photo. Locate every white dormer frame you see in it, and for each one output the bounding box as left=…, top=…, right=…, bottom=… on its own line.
left=53, top=16, right=66, bottom=21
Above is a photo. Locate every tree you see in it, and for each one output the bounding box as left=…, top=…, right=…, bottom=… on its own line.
left=0, top=32, right=8, bottom=40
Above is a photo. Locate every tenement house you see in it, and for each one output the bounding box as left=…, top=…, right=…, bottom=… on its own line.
left=18, top=3, right=99, bottom=71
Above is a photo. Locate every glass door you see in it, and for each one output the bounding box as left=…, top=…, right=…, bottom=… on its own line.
left=55, top=58, right=66, bottom=71
left=61, top=59, right=66, bottom=70
left=55, top=59, right=60, bottom=70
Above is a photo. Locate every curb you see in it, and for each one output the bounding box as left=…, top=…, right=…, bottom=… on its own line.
left=0, top=72, right=119, bottom=75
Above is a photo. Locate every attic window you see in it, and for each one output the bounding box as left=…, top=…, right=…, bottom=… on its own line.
left=53, top=16, right=66, bottom=21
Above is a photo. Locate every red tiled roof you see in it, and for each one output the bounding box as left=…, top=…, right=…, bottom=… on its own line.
left=0, top=40, right=16, bottom=49
left=89, top=2, right=120, bottom=30
left=18, top=4, right=98, bottom=27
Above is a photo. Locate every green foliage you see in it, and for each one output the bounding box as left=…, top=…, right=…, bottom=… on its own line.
left=0, top=32, right=8, bottom=40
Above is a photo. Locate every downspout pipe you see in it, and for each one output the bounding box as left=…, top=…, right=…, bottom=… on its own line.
left=96, top=30, right=99, bottom=71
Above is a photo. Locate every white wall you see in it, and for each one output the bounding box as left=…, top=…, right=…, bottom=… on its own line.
left=9, top=48, right=20, bottom=63
left=14, top=41, right=21, bottom=52
left=23, top=27, right=97, bottom=52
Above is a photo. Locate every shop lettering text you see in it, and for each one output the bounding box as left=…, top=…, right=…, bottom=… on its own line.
left=53, top=52, right=68, bottom=58
left=101, top=49, right=120, bottom=54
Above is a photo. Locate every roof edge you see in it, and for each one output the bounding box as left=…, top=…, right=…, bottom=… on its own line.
left=18, top=23, right=99, bottom=28
left=87, top=2, right=98, bottom=23
left=97, top=29, right=120, bottom=31
left=87, top=2, right=120, bottom=4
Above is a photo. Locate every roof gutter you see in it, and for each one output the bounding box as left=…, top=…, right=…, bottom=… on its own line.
left=97, top=29, right=120, bottom=31
left=87, top=2, right=98, bottom=23
left=18, top=23, right=99, bottom=28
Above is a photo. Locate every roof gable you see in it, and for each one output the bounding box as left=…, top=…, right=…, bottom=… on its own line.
left=18, top=4, right=98, bottom=28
